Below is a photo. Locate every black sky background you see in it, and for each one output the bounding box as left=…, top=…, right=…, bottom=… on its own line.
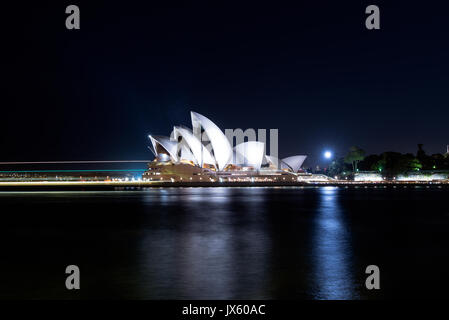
left=1, top=1, right=448, bottom=167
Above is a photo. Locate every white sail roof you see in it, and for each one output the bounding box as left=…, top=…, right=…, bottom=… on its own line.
left=265, top=155, right=279, bottom=169
left=265, top=155, right=306, bottom=172
left=234, top=141, right=265, bottom=170
left=281, top=155, right=307, bottom=172
left=148, top=135, right=178, bottom=162
left=173, top=126, right=216, bottom=166
left=149, top=111, right=307, bottom=172
left=191, top=111, right=233, bottom=171
left=180, top=144, right=196, bottom=162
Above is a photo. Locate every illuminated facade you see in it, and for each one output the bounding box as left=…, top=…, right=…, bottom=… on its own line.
left=145, top=111, right=307, bottom=181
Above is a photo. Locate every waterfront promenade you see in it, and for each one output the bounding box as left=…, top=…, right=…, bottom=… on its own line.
left=0, top=179, right=447, bottom=191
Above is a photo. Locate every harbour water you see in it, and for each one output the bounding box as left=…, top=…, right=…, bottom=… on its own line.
left=1, top=186, right=448, bottom=299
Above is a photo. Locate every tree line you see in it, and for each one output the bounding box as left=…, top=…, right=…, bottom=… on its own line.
left=327, top=144, right=449, bottom=178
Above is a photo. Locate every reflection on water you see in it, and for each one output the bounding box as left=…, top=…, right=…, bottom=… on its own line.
left=312, top=187, right=358, bottom=299
left=2, top=186, right=448, bottom=299
left=139, top=188, right=270, bottom=299
left=137, top=187, right=357, bottom=299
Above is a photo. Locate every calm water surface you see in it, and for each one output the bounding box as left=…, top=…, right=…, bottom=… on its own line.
left=1, top=186, right=448, bottom=299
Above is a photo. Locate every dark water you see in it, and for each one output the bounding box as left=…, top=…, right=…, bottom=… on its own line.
left=1, top=186, right=449, bottom=299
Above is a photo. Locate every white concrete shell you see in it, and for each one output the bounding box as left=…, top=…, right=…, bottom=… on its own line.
left=281, top=155, right=307, bottom=172
left=234, top=141, right=265, bottom=170
left=149, top=111, right=308, bottom=172
left=265, top=155, right=280, bottom=169
left=191, top=111, right=233, bottom=171
left=149, top=135, right=178, bottom=162
left=173, top=126, right=216, bottom=167
left=180, top=144, right=196, bottom=163
left=265, top=155, right=306, bottom=171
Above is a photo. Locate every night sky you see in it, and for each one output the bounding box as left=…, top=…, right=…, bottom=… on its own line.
left=2, top=1, right=448, bottom=167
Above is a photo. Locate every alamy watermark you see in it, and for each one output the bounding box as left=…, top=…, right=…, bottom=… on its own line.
left=169, top=127, right=280, bottom=168
left=65, top=5, right=80, bottom=30
left=365, top=5, right=380, bottom=30
left=65, top=265, right=80, bottom=290
left=365, top=265, right=380, bottom=290
left=65, top=5, right=380, bottom=31
left=225, top=128, right=279, bottom=167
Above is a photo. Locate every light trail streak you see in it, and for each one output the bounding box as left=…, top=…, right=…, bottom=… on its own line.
left=0, top=181, right=156, bottom=187
left=0, top=161, right=152, bottom=165
left=0, top=169, right=146, bottom=173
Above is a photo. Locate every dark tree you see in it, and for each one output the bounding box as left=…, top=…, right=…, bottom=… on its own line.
left=328, top=157, right=350, bottom=177
left=359, top=154, right=381, bottom=171
left=344, top=146, right=366, bottom=172
left=417, top=144, right=426, bottom=159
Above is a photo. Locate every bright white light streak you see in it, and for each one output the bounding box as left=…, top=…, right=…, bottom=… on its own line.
left=0, top=160, right=152, bottom=165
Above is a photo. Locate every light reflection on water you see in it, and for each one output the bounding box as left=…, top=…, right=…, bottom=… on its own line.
left=1, top=187, right=378, bottom=299
left=3, top=186, right=449, bottom=299
left=139, top=188, right=271, bottom=299
left=136, top=187, right=358, bottom=299
left=311, top=187, right=358, bottom=299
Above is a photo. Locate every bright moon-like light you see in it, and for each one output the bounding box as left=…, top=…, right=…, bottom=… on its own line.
left=324, top=151, right=332, bottom=159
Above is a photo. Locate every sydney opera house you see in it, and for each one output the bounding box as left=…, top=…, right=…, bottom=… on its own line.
left=143, top=112, right=312, bottom=183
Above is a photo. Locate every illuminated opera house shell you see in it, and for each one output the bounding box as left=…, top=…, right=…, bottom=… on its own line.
left=148, top=111, right=307, bottom=172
